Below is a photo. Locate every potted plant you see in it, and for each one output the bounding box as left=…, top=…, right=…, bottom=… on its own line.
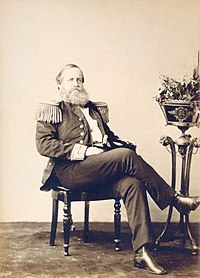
left=156, top=63, right=200, bottom=129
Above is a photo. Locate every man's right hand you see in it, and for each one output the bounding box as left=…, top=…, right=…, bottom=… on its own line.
left=85, top=147, right=104, bottom=156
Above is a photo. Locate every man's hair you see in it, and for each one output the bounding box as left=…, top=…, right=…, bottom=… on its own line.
left=55, top=64, right=84, bottom=85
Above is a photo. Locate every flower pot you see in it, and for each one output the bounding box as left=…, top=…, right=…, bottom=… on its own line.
left=158, top=100, right=200, bottom=128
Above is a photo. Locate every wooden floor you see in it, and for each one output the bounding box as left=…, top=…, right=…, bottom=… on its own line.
left=0, top=222, right=200, bottom=278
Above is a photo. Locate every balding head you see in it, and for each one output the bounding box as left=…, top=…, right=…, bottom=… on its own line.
left=55, top=64, right=84, bottom=86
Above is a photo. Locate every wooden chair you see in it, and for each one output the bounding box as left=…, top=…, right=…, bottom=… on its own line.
left=49, top=185, right=122, bottom=256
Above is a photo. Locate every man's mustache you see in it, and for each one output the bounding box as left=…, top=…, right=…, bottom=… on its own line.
left=69, top=87, right=82, bottom=93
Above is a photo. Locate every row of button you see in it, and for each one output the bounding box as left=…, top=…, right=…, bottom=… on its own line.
left=79, top=117, right=85, bottom=144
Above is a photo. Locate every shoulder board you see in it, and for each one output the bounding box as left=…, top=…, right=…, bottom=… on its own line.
left=93, top=102, right=109, bottom=123
left=35, top=100, right=62, bottom=124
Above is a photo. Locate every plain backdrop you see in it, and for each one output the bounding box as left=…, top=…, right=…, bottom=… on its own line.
left=0, top=0, right=200, bottom=224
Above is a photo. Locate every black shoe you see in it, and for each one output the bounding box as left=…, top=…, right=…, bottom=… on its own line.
left=134, top=246, right=167, bottom=275
left=173, top=194, right=200, bottom=214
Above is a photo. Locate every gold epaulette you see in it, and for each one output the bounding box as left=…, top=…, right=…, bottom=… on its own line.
left=35, top=100, right=62, bottom=124
left=93, top=102, right=109, bottom=123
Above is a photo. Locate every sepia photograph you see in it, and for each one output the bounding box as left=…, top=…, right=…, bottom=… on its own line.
left=0, top=0, right=200, bottom=277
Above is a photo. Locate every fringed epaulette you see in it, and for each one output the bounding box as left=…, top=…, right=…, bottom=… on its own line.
left=93, top=102, right=109, bottom=123
left=35, top=100, right=62, bottom=124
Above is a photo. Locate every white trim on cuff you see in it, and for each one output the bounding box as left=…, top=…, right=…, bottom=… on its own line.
left=71, top=143, right=87, bottom=161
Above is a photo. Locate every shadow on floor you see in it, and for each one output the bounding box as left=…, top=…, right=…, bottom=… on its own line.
left=0, top=222, right=199, bottom=278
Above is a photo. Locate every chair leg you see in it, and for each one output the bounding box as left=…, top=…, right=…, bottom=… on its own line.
left=50, top=197, right=59, bottom=246
left=63, top=191, right=72, bottom=256
left=114, top=197, right=121, bottom=251
left=84, top=201, right=90, bottom=243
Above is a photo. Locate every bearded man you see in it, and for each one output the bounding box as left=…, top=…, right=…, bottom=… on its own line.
left=35, top=64, right=200, bottom=275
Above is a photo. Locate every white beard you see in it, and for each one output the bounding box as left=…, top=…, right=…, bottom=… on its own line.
left=60, top=87, right=90, bottom=107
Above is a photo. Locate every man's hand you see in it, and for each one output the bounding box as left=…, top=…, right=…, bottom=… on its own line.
left=85, top=147, right=104, bottom=156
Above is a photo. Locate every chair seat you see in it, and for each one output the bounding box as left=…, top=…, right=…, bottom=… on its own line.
left=53, top=184, right=120, bottom=202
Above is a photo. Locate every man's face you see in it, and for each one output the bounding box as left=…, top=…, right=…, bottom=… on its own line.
left=61, top=67, right=84, bottom=93
left=60, top=67, right=89, bottom=106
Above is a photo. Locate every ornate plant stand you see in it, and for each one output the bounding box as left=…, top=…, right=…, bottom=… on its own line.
left=155, top=100, right=200, bottom=255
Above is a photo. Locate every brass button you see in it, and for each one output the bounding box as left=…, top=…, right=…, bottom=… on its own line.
left=80, top=132, right=84, bottom=136
left=80, top=140, right=84, bottom=144
left=80, top=124, right=84, bottom=129
left=79, top=117, right=82, bottom=121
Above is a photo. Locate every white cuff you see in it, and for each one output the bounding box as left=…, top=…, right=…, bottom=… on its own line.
left=71, top=144, right=87, bottom=160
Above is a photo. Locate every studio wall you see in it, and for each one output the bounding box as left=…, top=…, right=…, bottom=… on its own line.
left=0, top=0, right=200, bottom=223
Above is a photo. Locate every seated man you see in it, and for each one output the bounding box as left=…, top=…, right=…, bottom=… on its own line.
left=35, top=64, right=200, bottom=275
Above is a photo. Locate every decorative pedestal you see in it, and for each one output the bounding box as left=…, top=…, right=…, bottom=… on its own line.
left=155, top=129, right=200, bottom=254
left=155, top=57, right=200, bottom=253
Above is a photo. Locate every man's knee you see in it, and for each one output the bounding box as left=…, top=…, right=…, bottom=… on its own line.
left=110, top=148, right=137, bottom=166
left=114, top=148, right=135, bottom=158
